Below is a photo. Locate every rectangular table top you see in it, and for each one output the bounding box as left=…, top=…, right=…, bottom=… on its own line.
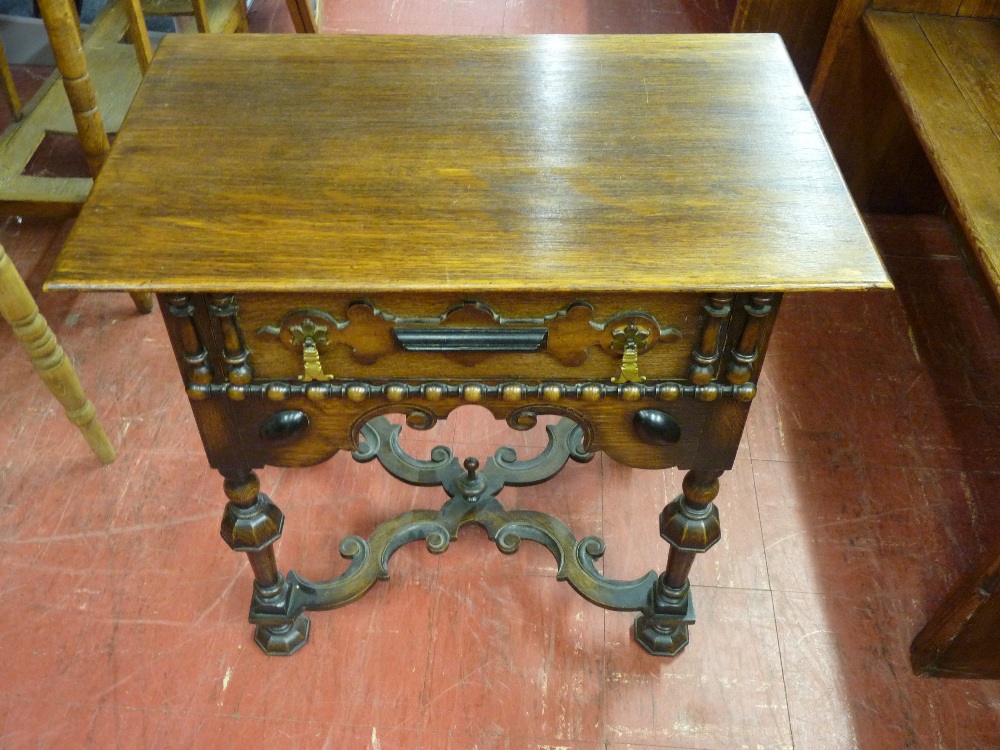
left=47, top=34, right=889, bottom=295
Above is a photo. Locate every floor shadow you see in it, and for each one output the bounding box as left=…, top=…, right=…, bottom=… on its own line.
left=764, top=212, right=1000, bottom=746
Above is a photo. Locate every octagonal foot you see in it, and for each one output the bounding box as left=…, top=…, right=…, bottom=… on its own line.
left=634, top=615, right=689, bottom=656
left=254, top=612, right=311, bottom=655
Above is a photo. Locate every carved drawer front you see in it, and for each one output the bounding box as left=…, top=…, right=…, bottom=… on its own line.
left=164, top=291, right=777, bottom=471
left=240, top=292, right=709, bottom=383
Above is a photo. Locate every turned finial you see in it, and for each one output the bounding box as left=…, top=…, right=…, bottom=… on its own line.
left=464, top=457, right=479, bottom=482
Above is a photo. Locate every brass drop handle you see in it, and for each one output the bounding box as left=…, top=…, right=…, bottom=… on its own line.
left=289, top=318, right=334, bottom=382
left=610, top=322, right=650, bottom=384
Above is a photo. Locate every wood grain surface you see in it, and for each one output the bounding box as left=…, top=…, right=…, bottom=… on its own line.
left=48, top=34, right=888, bottom=294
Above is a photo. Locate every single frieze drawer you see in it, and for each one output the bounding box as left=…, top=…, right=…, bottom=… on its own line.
left=239, top=292, right=713, bottom=383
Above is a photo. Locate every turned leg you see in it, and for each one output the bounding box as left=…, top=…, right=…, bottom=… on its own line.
left=35, top=0, right=153, bottom=316
left=0, top=246, right=115, bottom=464
left=635, top=469, right=723, bottom=655
left=220, top=470, right=310, bottom=655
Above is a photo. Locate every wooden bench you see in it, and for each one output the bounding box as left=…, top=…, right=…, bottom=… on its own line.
left=860, top=9, right=1000, bottom=679
left=734, top=0, right=1000, bottom=678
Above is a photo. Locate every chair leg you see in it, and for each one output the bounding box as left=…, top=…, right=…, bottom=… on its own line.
left=0, top=246, right=116, bottom=464
left=235, top=0, right=249, bottom=33
left=0, top=38, right=23, bottom=121
left=36, top=0, right=114, bottom=178
left=284, top=0, right=318, bottom=33
left=130, top=292, right=154, bottom=314
left=122, top=0, right=154, bottom=75
left=191, top=0, right=211, bottom=32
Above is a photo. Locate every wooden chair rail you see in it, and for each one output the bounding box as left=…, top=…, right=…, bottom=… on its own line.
left=125, top=0, right=249, bottom=74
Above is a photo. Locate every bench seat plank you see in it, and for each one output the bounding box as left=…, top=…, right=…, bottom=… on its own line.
left=865, top=11, right=1000, bottom=286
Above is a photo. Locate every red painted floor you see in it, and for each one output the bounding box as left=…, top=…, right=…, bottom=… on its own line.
left=3, top=2, right=1000, bottom=748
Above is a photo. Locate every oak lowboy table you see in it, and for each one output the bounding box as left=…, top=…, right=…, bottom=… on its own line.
left=48, top=34, right=889, bottom=656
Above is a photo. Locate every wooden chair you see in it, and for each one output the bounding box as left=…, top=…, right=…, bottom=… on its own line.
left=1, top=0, right=251, bottom=313
left=122, top=0, right=249, bottom=74
left=0, top=243, right=115, bottom=464
left=1, top=14, right=116, bottom=463
left=0, top=0, right=141, bottom=217
left=0, top=0, right=249, bottom=211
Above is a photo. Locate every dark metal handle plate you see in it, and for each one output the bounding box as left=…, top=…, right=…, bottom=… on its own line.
left=393, top=327, right=548, bottom=353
